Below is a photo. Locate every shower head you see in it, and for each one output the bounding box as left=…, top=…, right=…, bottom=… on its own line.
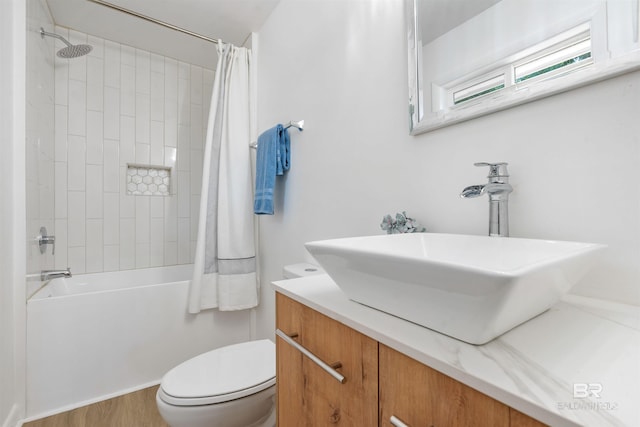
left=40, top=27, right=93, bottom=58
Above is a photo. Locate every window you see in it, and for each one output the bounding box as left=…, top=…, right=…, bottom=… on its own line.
left=446, top=23, right=593, bottom=108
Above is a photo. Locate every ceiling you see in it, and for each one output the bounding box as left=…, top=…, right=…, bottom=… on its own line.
left=45, top=0, right=281, bottom=69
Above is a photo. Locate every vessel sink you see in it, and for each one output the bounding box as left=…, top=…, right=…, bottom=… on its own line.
left=305, top=233, right=605, bottom=344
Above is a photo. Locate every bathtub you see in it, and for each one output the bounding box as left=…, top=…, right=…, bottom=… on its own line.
left=26, top=265, right=253, bottom=420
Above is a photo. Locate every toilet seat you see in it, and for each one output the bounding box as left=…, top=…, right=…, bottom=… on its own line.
left=159, top=339, right=276, bottom=406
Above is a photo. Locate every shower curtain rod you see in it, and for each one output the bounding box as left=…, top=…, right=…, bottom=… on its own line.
left=88, top=0, right=219, bottom=44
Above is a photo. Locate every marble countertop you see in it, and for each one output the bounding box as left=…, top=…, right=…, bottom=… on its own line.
left=272, top=275, right=640, bottom=427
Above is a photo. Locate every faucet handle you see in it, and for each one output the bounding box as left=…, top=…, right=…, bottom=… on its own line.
left=474, top=162, right=509, bottom=178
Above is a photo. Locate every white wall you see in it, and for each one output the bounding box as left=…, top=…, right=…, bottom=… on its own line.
left=51, top=28, right=212, bottom=278
left=1, top=0, right=26, bottom=425
left=254, top=0, right=640, bottom=339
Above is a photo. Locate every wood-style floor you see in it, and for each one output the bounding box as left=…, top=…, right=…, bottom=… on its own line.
left=23, top=385, right=170, bottom=427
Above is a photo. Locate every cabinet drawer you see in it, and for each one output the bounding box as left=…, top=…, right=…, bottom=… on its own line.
left=379, top=344, right=510, bottom=427
left=276, top=293, right=378, bottom=426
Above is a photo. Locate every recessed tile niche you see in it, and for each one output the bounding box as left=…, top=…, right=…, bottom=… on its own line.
left=126, top=164, right=171, bottom=196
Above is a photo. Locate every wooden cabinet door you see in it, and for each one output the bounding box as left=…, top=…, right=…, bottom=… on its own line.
left=276, top=293, right=378, bottom=426
left=379, top=344, right=509, bottom=427
left=510, top=409, right=548, bottom=427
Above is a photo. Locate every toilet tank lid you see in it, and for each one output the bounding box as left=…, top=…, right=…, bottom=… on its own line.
left=160, top=339, right=275, bottom=405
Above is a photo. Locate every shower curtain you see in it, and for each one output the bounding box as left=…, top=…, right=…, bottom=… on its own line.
left=188, top=41, right=257, bottom=313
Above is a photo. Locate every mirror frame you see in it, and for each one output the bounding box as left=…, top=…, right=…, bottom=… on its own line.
left=407, top=0, right=640, bottom=135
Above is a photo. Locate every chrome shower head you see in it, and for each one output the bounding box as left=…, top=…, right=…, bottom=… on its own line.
left=40, top=27, right=93, bottom=59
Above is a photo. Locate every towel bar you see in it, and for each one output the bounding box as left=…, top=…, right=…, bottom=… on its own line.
left=250, top=120, right=304, bottom=149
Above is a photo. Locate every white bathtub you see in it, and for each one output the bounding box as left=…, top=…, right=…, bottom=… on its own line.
left=26, top=265, right=253, bottom=419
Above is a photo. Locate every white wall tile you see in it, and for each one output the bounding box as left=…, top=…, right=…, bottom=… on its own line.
left=120, top=64, right=135, bottom=117
left=55, top=57, right=68, bottom=106
left=119, top=116, right=135, bottom=165
left=103, top=192, right=119, bottom=245
left=54, top=161, right=67, bottom=219
left=103, top=86, right=120, bottom=140
left=135, top=142, right=150, bottom=163
left=135, top=243, right=150, bottom=268
left=164, top=58, right=178, bottom=101
left=68, top=246, right=86, bottom=275
left=177, top=218, right=190, bottom=264
left=178, top=62, right=190, bottom=80
left=54, top=219, right=68, bottom=270
left=149, top=197, right=163, bottom=219
left=150, top=217, right=164, bottom=267
left=67, top=135, right=85, bottom=191
left=164, top=197, right=178, bottom=242
left=120, top=45, right=135, bottom=66
left=87, top=34, right=104, bottom=59
left=103, top=244, right=119, bottom=272
left=177, top=124, right=190, bottom=154
left=150, top=71, right=165, bottom=122
left=190, top=149, right=202, bottom=194
left=164, top=102, right=178, bottom=147
left=119, top=172, right=135, bottom=218
left=135, top=50, right=151, bottom=95
left=135, top=92, right=150, bottom=143
left=164, top=241, right=177, bottom=266
left=87, top=56, right=104, bottom=111
left=68, top=79, right=86, bottom=136
left=55, top=104, right=68, bottom=161
left=104, top=41, right=121, bottom=88
left=86, top=164, right=103, bottom=218
left=177, top=171, right=190, bottom=218
left=150, top=53, right=164, bottom=73
left=164, top=147, right=177, bottom=169
left=190, top=104, right=203, bottom=150
left=50, top=29, right=211, bottom=274
left=119, top=218, right=135, bottom=270
left=150, top=120, right=164, bottom=165
left=178, top=78, right=190, bottom=125
left=67, top=30, right=88, bottom=81
left=86, top=110, right=103, bottom=164
left=103, top=139, right=119, bottom=193
left=85, top=219, right=103, bottom=273
left=67, top=191, right=85, bottom=247
left=135, top=196, right=150, bottom=243
left=190, top=66, right=203, bottom=105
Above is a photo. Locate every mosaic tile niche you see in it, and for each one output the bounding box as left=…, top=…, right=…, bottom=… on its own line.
left=126, top=164, right=171, bottom=196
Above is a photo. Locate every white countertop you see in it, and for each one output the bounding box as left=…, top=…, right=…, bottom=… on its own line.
left=273, top=274, right=640, bottom=427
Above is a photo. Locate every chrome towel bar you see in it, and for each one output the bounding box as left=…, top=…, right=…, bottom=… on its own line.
left=275, top=328, right=346, bottom=384
left=250, top=120, right=304, bottom=149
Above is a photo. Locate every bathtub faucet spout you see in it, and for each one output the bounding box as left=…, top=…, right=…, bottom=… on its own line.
left=41, top=268, right=72, bottom=281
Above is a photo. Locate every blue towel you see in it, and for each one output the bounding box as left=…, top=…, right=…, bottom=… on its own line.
left=254, top=125, right=290, bottom=215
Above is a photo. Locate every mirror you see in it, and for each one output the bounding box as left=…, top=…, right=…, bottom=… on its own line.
left=407, top=0, right=640, bottom=135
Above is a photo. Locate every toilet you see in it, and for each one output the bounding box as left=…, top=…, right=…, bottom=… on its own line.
left=156, top=263, right=323, bottom=427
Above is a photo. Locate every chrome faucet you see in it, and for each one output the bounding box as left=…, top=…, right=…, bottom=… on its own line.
left=460, top=162, right=513, bottom=237
left=41, top=268, right=72, bottom=281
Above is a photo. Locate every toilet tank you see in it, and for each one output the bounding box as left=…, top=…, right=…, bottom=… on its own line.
left=282, top=263, right=324, bottom=279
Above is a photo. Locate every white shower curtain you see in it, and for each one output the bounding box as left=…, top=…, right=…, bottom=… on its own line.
left=188, top=41, right=257, bottom=313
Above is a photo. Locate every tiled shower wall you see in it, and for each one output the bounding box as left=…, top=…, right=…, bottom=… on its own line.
left=26, top=0, right=55, bottom=285
left=53, top=26, right=211, bottom=274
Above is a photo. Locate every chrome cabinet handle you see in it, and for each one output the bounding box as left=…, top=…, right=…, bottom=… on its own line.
left=390, top=415, right=410, bottom=427
left=276, top=329, right=346, bottom=384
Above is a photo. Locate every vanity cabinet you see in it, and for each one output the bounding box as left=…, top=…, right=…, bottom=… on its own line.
left=276, top=293, right=547, bottom=427
left=276, top=293, right=378, bottom=426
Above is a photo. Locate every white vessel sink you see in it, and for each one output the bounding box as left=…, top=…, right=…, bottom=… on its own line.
left=305, top=233, right=605, bottom=344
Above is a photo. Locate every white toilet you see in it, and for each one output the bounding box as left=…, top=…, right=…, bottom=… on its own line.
left=156, top=263, right=323, bottom=427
